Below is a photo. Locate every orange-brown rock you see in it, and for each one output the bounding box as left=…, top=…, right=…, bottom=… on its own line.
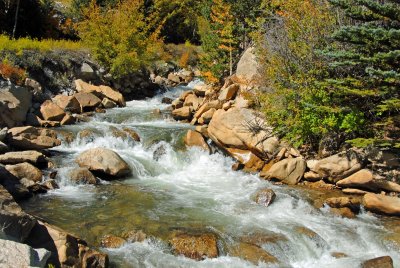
left=169, top=232, right=219, bottom=260
left=260, top=158, right=306, bottom=185
left=184, top=130, right=210, bottom=153
left=69, top=168, right=98, bottom=185
left=75, top=79, right=125, bottom=106
left=100, top=235, right=126, bottom=248
left=361, top=256, right=393, bottom=268
left=74, top=92, right=102, bottom=111
left=229, top=242, right=278, bottom=265
left=225, top=148, right=264, bottom=172
left=52, top=95, right=81, bottom=114
left=40, top=100, right=66, bottom=121
left=5, top=162, right=42, bottom=183
left=363, top=193, right=400, bottom=216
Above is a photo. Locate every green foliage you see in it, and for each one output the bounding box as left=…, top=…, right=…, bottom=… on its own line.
left=76, top=0, right=165, bottom=78
left=0, top=35, right=83, bottom=53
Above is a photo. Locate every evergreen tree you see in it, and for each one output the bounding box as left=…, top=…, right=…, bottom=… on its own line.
left=325, top=0, right=400, bottom=142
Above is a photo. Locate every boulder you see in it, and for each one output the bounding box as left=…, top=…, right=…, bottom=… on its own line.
left=69, top=168, right=98, bottom=185
left=122, top=128, right=140, bottom=142
left=363, top=193, right=400, bottom=216
left=184, top=94, right=202, bottom=110
left=0, top=185, right=36, bottom=242
left=361, top=256, right=393, bottom=268
left=79, top=63, right=96, bottom=80
left=253, top=188, right=276, bottom=207
left=0, top=151, right=47, bottom=166
left=235, top=47, right=261, bottom=85
left=184, top=130, right=210, bottom=153
left=52, top=95, right=81, bottom=114
left=226, top=148, right=265, bottom=172
left=75, top=148, right=131, bottom=178
left=198, top=108, right=216, bottom=124
left=0, top=239, right=51, bottom=267
left=25, top=221, right=109, bottom=268
left=101, top=98, right=117, bottom=109
left=310, top=152, right=363, bottom=183
left=167, top=73, right=182, bottom=84
left=100, top=235, right=126, bottom=248
left=229, top=242, right=278, bottom=265
left=5, top=162, right=42, bottom=184
left=171, top=99, right=183, bottom=110
left=60, top=113, right=75, bottom=126
left=337, top=169, right=400, bottom=193
left=325, top=197, right=361, bottom=210
left=169, top=232, right=219, bottom=260
left=7, top=126, right=61, bottom=150
left=218, top=84, right=239, bottom=101
left=192, top=100, right=222, bottom=123
left=193, top=83, right=209, bottom=97
left=0, top=85, right=32, bottom=128
left=75, top=79, right=125, bottom=107
left=39, top=100, right=66, bottom=121
left=74, top=92, right=102, bottom=112
left=260, top=158, right=306, bottom=185
left=172, top=106, right=192, bottom=121
left=208, top=108, right=279, bottom=159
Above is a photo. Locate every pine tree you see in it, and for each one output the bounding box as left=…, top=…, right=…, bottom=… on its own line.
left=324, top=0, right=400, bottom=142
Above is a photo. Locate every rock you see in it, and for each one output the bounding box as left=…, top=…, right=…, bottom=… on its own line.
left=310, top=152, right=363, bottom=183
left=169, top=232, right=219, bottom=260
left=172, top=106, right=192, bottom=121
left=363, top=193, right=400, bottom=216
left=161, top=97, right=173, bottom=104
left=5, top=162, right=42, bottom=184
left=361, top=256, right=393, bottom=268
left=198, top=108, right=215, bottom=124
left=0, top=141, right=9, bottom=154
left=74, top=92, right=102, bottom=112
left=121, top=230, right=147, bottom=242
left=226, top=148, right=265, bottom=172
left=208, top=108, right=278, bottom=159
left=184, top=130, right=210, bottom=153
left=75, top=148, right=131, bottom=178
left=0, top=185, right=36, bottom=241
left=100, top=235, right=126, bottom=248
left=80, top=62, right=96, bottom=80
left=218, top=84, right=239, bottom=101
left=229, top=242, right=278, bottom=265
left=235, top=47, right=261, bottom=85
left=101, top=98, right=117, bottom=109
left=184, top=94, right=202, bottom=110
left=52, top=95, right=81, bottom=114
left=329, top=207, right=355, bottom=218
left=41, top=179, right=59, bottom=190
left=253, top=188, right=276, bottom=207
left=171, top=99, right=183, bottom=110
left=60, top=113, right=75, bottom=126
left=222, top=101, right=233, bottom=111
left=168, top=73, right=182, bottom=84
left=260, top=158, right=306, bottom=185
left=325, top=197, right=361, bottom=210
left=78, top=129, right=95, bottom=140
left=303, top=171, right=322, bottom=182
left=337, top=169, right=400, bottom=193
left=342, top=188, right=369, bottom=195
left=0, top=85, right=32, bottom=128
left=331, top=252, right=348, bottom=259
left=0, top=239, right=51, bottom=267
left=0, top=151, right=47, bottom=166
left=153, top=144, right=166, bottom=161
left=40, top=100, right=66, bottom=121
left=122, top=128, right=140, bottom=142
left=25, top=78, right=43, bottom=101
left=195, top=125, right=208, bottom=137
left=75, top=79, right=125, bottom=107
left=0, top=127, right=8, bottom=141
left=7, top=126, right=61, bottom=150
left=193, top=83, right=209, bottom=97
left=69, top=168, right=98, bottom=185
left=25, top=221, right=108, bottom=268
left=192, top=100, right=222, bottom=123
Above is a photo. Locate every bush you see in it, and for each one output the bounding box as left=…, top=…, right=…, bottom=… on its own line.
left=0, top=60, right=27, bottom=85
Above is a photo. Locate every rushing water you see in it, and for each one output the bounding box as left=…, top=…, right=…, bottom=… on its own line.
left=22, top=82, right=400, bottom=268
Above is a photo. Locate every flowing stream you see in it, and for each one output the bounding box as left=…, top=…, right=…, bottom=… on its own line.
left=21, top=82, right=400, bottom=268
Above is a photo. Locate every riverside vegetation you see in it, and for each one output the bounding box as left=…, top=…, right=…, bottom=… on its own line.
left=0, top=0, right=399, bottom=267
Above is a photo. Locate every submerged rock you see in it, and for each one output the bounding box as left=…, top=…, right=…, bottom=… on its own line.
left=169, top=232, right=219, bottom=260
left=75, top=148, right=131, bottom=178
left=229, top=242, right=278, bottom=265
left=100, top=235, right=126, bottom=248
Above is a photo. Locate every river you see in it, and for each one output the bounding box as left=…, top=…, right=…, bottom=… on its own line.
left=21, top=82, right=400, bottom=267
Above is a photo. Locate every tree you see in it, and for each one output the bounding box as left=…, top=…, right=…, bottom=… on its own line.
left=324, top=0, right=400, bottom=144
left=77, top=0, right=164, bottom=78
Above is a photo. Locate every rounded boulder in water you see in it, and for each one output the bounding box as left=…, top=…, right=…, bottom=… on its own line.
left=75, top=148, right=131, bottom=179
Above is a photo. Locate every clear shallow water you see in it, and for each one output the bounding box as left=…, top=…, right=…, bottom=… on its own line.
left=21, top=82, right=400, bottom=267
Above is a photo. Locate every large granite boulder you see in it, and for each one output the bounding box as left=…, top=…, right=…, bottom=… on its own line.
left=74, top=92, right=102, bottom=112
left=0, top=85, right=32, bottom=128
left=75, top=148, right=131, bottom=178
left=235, top=47, right=261, bottom=85
left=0, top=239, right=51, bottom=267
left=5, top=162, right=43, bottom=187
left=363, top=193, right=400, bottom=216
left=0, top=150, right=47, bottom=166
left=39, top=100, right=66, bottom=121
left=7, top=126, right=61, bottom=150
left=184, top=130, right=210, bottom=153
left=208, top=108, right=279, bottom=159
left=260, top=158, right=306, bottom=185
left=52, top=95, right=81, bottom=114
left=75, top=79, right=125, bottom=107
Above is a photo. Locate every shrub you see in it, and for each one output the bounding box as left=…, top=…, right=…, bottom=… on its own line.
left=0, top=60, right=27, bottom=85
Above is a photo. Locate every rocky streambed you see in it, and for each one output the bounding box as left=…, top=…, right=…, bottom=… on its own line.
left=0, top=69, right=400, bottom=267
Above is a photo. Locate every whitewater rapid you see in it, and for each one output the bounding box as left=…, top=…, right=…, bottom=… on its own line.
left=22, top=81, right=400, bottom=268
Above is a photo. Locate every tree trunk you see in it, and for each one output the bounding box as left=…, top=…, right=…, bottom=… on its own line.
left=12, top=0, right=20, bottom=39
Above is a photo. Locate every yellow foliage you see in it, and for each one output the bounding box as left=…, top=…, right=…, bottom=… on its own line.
left=0, top=35, right=83, bottom=54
